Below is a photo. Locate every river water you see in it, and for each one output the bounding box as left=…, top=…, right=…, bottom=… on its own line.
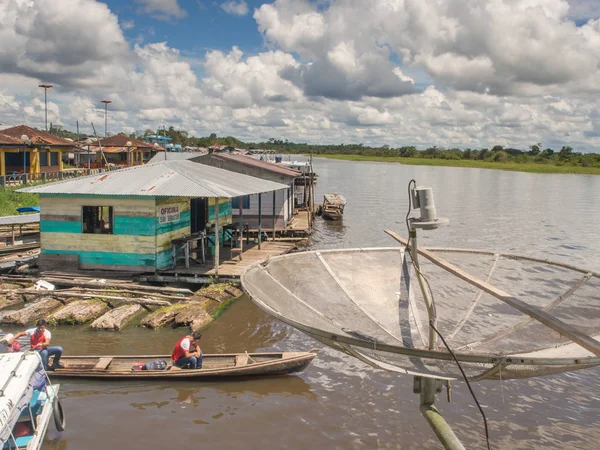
left=22, top=157, right=600, bottom=449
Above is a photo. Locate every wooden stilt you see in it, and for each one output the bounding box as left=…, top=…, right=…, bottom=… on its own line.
left=214, top=200, right=220, bottom=278
left=239, top=200, right=243, bottom=261
left=258, top=193, right=262, bottom=250
left=272, top=191, right=276, bottom=241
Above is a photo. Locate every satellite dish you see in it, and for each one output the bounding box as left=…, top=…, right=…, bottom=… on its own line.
left=241, top=182, right=600, bottom=449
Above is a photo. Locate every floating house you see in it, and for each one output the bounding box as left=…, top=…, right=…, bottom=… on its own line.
left=192, top=153, right=302, bottom=229
left=0, top=125, right=77, bottom=176
left=18, top=161, right=288, bottom=273
left=90, top=133, right=160, bottom=167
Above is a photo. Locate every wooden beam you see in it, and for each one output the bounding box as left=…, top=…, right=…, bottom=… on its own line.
left=272, top=191, right=276, bottom=241
left=258, top=193, right=262, bottom=250
left=384, top=229, right=600, bottom=357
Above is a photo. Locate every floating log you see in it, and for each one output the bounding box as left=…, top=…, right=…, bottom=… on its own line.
left=0, top=289, right=170, bottom=307
left=0, top=293, right=23, bottom=311
left=0, top=299, right=63, bottom=325
left=66, top=287, right=183, bottom=300
left=39, top=277, right=193, bottom=296
left=49, top=300, right=110, bottom=324
left=173, top=302, right=213, bottom=331
left=141, top=304, right=187, bottom=329
left=90, top=304, right=145, bottom=331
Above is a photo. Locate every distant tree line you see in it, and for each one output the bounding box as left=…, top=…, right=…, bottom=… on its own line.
left=44, top=125, right=600, bottom=168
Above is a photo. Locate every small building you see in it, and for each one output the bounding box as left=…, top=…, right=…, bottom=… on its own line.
left=18, top=161, right=288, bottom=273
left=0, top=125, right=77, bottom=176
left=192, top=153, right=302, bottom=229
left=90, top=133, right=160, bottom=167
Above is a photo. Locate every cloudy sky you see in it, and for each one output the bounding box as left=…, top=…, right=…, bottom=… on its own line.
left=1, top=0, right=600, bottom=151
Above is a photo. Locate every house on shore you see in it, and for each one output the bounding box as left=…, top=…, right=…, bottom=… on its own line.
left=89, top=133, right=161, bottom=167
left=0, top=125, right=77, bottom=176
left=18, top=160, right=288, bottom=273
left=192, top=153, right=302, bottom=229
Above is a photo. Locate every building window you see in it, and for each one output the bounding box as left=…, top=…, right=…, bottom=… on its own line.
left=232, top=196, right=250, bottom=209
left=50, top=152, right=59, bottom=166
left=82, top=206, right=113, bottom=234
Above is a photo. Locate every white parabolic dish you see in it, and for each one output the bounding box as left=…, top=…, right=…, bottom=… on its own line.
left=241, top=243, right=600, bottom=381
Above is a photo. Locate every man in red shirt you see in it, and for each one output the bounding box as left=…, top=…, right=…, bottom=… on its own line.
left=9, top=319, right=64, bottom=371
left=171, top=331, right=203, bottom=369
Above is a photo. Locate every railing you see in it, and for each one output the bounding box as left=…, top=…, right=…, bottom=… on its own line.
left=0, top=166, right=122, bottom=188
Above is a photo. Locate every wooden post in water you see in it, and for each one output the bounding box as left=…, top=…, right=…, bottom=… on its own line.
left=272, top=191, right=276, bottom=241
left=214, top=200, right=220, bottom=278
left=258, top=193, right=262, bottom=250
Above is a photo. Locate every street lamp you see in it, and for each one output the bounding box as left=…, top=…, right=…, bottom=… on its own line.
left=38, top=84, right=53, bottom=131
left=101, top=100, right=112, bottom=137
left=20, top=134, right=30, bottom=176
left=126, top=141, right=132, bottom=167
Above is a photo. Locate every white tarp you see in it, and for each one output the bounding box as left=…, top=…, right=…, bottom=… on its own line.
left=0, top=352, right=46, bottom=444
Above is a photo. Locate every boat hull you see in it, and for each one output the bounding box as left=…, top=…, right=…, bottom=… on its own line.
left=48, top=351, right=317, bottom=379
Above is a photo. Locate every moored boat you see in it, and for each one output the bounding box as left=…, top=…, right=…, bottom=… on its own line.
left=322, top=194, right=346, bottom=220
left=0, top=352, right=65, bottom=450
left=48, top=350, right=317, bottom=379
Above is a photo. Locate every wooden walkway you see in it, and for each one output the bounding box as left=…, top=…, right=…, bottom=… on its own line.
left=147, top=240, right=300, bottom=282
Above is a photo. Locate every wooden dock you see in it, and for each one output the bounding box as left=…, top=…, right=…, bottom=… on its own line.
left=142, top=240, right=301, bottom=283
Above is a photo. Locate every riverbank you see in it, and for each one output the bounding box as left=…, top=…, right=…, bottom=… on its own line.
left=318, top=154, right=600, bottom=174
left=0, top=185, right=39, bottom=216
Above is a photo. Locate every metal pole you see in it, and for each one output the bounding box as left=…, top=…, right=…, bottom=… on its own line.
left=419, top=377, right=466, bottom=450
left=105, top=103, right=108, bottom=137
left=410, top=228, right=437, bottom=350
left=258, top=193, right=262, bottom=250
left=44, top=88, right=48, bottom=131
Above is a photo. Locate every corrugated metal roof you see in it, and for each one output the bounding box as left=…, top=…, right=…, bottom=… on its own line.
left=194, top=153, right=302, bottom=177
left=147, top=152, right=200, bottom=165
left=0, top=214, right=40, bottom=226
left=17, top=160, right=289, bottom=198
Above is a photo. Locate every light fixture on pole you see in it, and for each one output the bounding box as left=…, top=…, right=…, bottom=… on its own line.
left=101, top=100, right=112, bottom=137
left=20, top=134, right=31, bottom=176
left=126, top=141, right=132, bottom=167
left=38, top=84, right=53, bottom=131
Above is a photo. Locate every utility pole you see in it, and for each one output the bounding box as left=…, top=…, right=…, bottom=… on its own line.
left=101, top=100, right=112, bottom=137
left=38, top=84, right=53, bottom=131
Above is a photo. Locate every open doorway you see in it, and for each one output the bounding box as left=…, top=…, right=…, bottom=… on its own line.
left=190, top=198, right=208, bottom=233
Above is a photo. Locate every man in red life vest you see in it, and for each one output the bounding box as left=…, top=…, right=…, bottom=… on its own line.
left=171, top=331, right=203, bottom=369
left=9, top=319, right=64, bottom=371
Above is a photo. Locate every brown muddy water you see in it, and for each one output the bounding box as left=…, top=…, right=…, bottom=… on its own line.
left=10, top=157, right=600, bottom=449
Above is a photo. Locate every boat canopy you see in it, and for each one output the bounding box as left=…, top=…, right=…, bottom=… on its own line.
left=323, top=194, right=346, bottom=206
left=0, top=352, right=46, bottom=445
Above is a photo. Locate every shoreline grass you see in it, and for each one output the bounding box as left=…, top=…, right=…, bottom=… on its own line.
left=0, top=185, right=40, bottom=216
left=317, top=154, right=600, bottom=175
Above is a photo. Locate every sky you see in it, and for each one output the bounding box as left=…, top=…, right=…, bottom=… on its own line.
left=1, top=0, right=600, bottom=151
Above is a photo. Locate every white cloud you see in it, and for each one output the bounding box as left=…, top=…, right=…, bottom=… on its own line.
left=221, top=0, right=249, bottom=16
left=121, top=20, right=135, bottom=30
left=567, top=0, right=600, bottom=20
left=135, top=0, right=187, bottom=20
left=1, top=0, right=600, bottom=153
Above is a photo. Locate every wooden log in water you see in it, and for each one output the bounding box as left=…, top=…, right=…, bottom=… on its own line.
left=0, top=293, right=23, bottom=311
left=49, top=300, right=110, bottom=324
left=0, top=289, right=170, bottom=307
left=90, top=304, right=145, bottom=331
left=0, top=298, right=63, bottom=325
left=39, top=277, right=193, bottom=296
left=173, top=302, right=213, bottom=331
left=141, top=304, right=186, bottom=329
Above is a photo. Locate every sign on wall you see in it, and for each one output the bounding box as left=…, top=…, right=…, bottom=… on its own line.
left=159, top=205, right=180, bottom=224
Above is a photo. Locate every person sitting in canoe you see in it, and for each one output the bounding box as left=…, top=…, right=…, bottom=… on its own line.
left=171, top=332, right=203, bottom=369
left=8, top=319, right=64, bottom=371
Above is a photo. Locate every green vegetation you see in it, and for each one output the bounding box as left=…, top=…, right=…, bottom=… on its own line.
left=210, top=296, right=240, bottom=320
left=0, top=185, right=39, bottom=216
left=321, top=154, right=600, bottom=174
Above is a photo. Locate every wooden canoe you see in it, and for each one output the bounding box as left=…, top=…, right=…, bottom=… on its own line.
left=48, top=350, right=318, bottom=379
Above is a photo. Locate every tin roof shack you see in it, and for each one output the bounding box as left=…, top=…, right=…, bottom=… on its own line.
left=18, top=161, right=288, bottom=274
left=0, top=125, right=77, bottom=176
left=192, top=154, right=302, bottom=230
left=90, top=134, right=161, bottom=167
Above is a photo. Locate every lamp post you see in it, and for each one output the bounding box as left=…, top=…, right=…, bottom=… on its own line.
left=38, top=84, right=53, bottom=131
left=20, top=134, right=30, bottom=177
left=126, top=141, right=132, bottom=167
left=101, top=100, right=112, bottom=137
